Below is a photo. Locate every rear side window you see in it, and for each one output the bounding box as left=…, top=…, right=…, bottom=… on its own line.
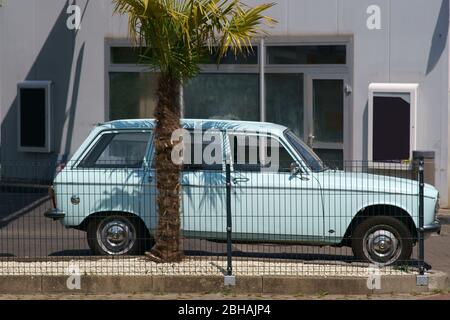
left=79, top=132, right=151, bottom=168
left=183, top=130, right=223, bottom=171
left=152, top=129, right=224, bottom=171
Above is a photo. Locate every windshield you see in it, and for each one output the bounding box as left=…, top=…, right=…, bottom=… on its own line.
left=284, top=130, right=327, bottom=172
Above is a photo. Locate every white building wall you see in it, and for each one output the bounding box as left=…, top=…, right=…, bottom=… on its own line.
left=0, top=0, right=449, bottom=205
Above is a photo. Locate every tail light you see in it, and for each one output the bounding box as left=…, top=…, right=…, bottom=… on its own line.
left=56, top=162, right=66, bottom=174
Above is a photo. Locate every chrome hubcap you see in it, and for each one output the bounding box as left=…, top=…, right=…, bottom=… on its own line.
left=106, top=224, right=127, bottom=245
left=363, top=228, right=401, bottom=265
left=98, top=218, right=136, bottom=255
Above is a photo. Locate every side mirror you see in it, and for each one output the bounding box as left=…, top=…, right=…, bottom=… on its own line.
left=290, top=162, right=301, bottom=176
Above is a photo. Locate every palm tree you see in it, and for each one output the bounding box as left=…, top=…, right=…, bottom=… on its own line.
left=113, top=0, right=275, bottom=263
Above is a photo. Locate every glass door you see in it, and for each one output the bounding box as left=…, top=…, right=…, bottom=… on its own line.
left=265, top=73, right=304, bottom=139
left=305, top=74, right=349, bottom=168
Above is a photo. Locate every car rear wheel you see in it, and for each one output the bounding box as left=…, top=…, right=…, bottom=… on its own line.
left=351, top=216, right=413, bottom=266
left=87, top=215, right=150, bottom=256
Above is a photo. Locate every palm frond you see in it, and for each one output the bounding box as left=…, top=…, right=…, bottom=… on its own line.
left=113, top=0, right=276, bottom=79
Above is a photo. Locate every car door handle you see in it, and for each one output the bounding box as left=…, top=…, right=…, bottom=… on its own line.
left=232, top=177, right=250, bottom=184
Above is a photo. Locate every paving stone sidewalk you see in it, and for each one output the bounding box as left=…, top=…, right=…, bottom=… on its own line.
left=0, top=291, right=448, bottom=300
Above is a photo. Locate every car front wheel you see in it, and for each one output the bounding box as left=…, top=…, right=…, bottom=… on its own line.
left=87, top=215, right=149, bottom=256
left=351, top=216, right=413, bottom=266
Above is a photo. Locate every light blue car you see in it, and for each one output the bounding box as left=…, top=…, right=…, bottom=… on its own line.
left=45, top=119, right=441, bottom=265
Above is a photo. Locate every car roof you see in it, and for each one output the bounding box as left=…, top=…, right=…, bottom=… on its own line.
left=100, top=119, right=289, bottom=135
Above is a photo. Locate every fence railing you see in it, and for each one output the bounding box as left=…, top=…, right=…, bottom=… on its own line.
left=0, top=158, right=438, bottom=278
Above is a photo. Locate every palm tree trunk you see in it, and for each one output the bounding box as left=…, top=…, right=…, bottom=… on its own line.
left=146, top=73, right=184, bottom=263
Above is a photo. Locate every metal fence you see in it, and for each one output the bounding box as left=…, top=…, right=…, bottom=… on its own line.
left=0, top=157, right=436, bottom=278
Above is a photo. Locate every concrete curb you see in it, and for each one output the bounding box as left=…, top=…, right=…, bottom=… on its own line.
left=0, top=271, right=447, bottom=295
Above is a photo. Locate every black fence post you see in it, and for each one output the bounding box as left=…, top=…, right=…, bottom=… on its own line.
left=418, top=155, right=425, bottom=275
left=224, top=162, right=235, bottom=285
left=413, top=151, right=435, bottom=277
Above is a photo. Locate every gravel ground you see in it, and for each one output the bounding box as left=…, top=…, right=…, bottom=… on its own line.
left=0, top=257, right=412, bottom=277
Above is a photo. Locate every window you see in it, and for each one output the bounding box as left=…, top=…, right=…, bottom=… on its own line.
left=311, top=79, right=344, bottom=168
left=111, top=47, right=146, bottom=64
left=266, top=74, right=304, bottom=138
left=80, top=132, right=151, bottom=168
left=109, top=72, right=158, bottom=120
left=312, top=79, right=344, bottom=144
left=108, top=41, right=350, bottom=164
left=368, top=83, right=418, bottom=167
left=267, top=45, right=346, bottom=65
left=110, top=46, right=257, bottom=65
left=202, top=47, right=258, bottom=65
left=183, top=74, right=260, bottom=121
left=18, top=81, right=52, bottom=153
left=229, top=134, right=295, bottom=172
left=109, top=47, right=259, bottom=121
left=182, top=131, right=223, bottom=171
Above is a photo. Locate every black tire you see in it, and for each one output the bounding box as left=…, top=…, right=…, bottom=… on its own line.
left=87, top=215, right=152, bottom=256
left=351, top=216, right=413, bottom=266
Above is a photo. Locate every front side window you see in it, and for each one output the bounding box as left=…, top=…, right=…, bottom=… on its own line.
left=229, top=134, right=296, bottom=172
left=284, top=130, right=325, bottom=172
left=80, top=132, right=151, bottom=168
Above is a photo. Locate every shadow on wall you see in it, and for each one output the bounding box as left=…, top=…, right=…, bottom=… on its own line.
left=362, top=102, right=368, bottom=161
left=0, top=0, right=88, bottom=183
left=426, top=0, right=449, bottom=75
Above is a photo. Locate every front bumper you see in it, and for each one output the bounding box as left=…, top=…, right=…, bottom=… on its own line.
left=44, top=208, right=66, bottom=221
left=422, top=220, right=441, bottom=235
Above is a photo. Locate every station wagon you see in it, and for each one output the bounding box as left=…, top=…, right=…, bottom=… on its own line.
left=45, top=119, right=441, bottom=265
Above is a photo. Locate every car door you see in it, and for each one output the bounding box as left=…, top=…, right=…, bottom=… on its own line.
left=180, top=129, right=227, bottom=241
left=226, top=132, right=324, bottom=243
